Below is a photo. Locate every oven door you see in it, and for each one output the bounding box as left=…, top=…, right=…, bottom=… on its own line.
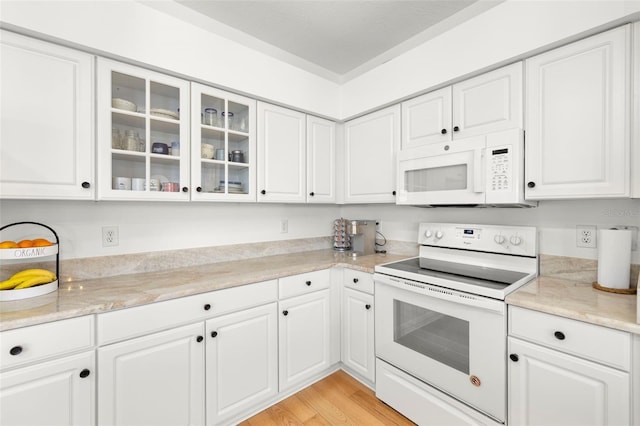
left=375, top=274, right=506, bottom=423
left=396, top=136, right=485, bottom=205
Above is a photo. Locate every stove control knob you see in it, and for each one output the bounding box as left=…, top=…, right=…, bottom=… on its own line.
left=510, top=235, right=522, bottom=246
left=494, top=235, right=506, bottom=244
left=424, top=230, right=433, bottom=238
left=435, top=231, right=443, bottom=240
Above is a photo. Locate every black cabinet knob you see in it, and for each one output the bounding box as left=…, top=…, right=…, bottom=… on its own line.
left=441, top=129, right=447, bottom=134
left=282, top=310, right=289, bottom=316
left=509, top=354, right=519, bottom=362
left=182, top=187, right=188, bottom=193
left=81, top=181, right=90, bottom=189
left=309, top=192, right=315, bottom=196
left=306, top=280, right=311, bottom=286
left=261, top=190, right=266, bottom=195
left=196, top=336, right=204, bottom=343
left=353, top=278, right=359, bottom=283
left=453, top=126, right=460, bottom=132
left=79, top=369, right=91, bottom=378
left=527, top=181, right=536, bottom=188
left=204, top=303, right=211, bottom=311
left=554, top=331, right=566, bottom=340
left=365, top=304, right=371, bottom=310
left=196, top=186, right=202, bottom=192
left=211, top=331, right=218, bottom=338
left=9, top=346, right=22, bottom=356
left=392, top=190, right=396, bottom=196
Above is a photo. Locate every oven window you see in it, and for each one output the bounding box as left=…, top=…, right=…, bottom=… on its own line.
left=404, top=164, right=467, bottom=192
left=393, top=300, right=469, bottom=374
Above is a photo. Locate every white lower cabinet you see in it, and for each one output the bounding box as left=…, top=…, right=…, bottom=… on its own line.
left=278, top=289, right=332, bottom=392
left=97, top=322, right=206, bottom=426
left=205, top=303, right=278, bottom=425
left=0, top=351, right=95, bottom=426
left=508, top=306, right=632, bottom=426
left=341, top=287, right=374, bottom=382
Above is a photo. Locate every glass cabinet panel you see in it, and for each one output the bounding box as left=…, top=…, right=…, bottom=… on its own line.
left=97, top=58, right=190, bottom=200
left=191, top=83, right=256, bottom=201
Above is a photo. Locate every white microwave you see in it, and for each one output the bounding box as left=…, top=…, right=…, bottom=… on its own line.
left=396, top=128, right=535, bottom=207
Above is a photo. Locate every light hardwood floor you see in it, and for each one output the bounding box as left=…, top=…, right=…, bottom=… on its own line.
left=239, top=370, right=415, bottom=425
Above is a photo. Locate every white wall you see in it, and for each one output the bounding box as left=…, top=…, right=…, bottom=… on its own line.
left=342, top=199, right=640, bottom=263
left=0, top=0, right=341, bottom=118
left=0, top=200, right=340, bottom=260
left=340, top=0, right=640, bottom=118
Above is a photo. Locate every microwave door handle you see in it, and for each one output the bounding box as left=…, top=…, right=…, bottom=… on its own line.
left=473, top=148, right=484, bottom=193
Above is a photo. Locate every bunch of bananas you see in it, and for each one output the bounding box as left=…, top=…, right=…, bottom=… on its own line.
left=0, top=269, right=57, bottom=291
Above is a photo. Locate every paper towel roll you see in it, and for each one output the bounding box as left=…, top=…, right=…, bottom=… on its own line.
left=597, top=228, right=632, bottom=289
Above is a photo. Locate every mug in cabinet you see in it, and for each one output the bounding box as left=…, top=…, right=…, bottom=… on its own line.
left=149, top=178, right=161, bottom=192
left=112, top=177, right=132, bottom=191
left=132, top=178, right=145, bottom=191
left=152, top=142, right=169, bottom=155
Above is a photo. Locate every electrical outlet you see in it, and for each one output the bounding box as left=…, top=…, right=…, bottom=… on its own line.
left=576, top=225, right=596, bottom=248
left=280, top=219, right=288, bottom=234
left=102, top=226, right=119, bottom=247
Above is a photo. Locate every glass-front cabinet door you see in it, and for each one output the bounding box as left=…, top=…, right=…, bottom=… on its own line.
left=97, top=58, right=190, bottom=200
left=191, top=83, right=256, bottom=202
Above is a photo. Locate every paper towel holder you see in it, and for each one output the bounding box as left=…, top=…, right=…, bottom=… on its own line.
left=592, top=282, right=636, bottom=294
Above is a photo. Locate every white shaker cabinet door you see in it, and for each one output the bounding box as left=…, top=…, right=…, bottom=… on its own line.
left=401, top=87, right=452, bottom=149
left=525, top=25, right=630, bottom=199
left=257, top=102, right=306, bottom=202
left=452, top=61, right=522, bottom=139
left=98, top=322, right=205, bottom=426
left=0, top=351, right=95, bottom=426
left=306, top=115, right=336, bottom=203
left=205, top=303, right=278, bottom=425
left=341, top=288, right=375, bottom=382
left=278, top=289, right=331, bottom=392
left=0, top=30, right=94, bottom=199
left=344, top=105, right=400, bottom=203
left=508, top=337, right=630, bottom=426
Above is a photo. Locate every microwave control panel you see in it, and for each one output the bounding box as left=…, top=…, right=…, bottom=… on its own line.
left=490, top=146, right=512, bottom=191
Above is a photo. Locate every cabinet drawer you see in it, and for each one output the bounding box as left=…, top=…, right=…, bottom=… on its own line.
left=509, top=306, right=631, bottom=370
left=98, top=279, right=277, bottom=345
left=278, top=269, right=330, bottom=299
left=0, top=315, right=94, bottom=370
left=344, top=269, right=374, bottom=294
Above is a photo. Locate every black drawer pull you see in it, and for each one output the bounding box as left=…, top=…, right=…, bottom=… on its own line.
left=204, top=304, right=211, bottom=311
left=365, top=304, right=371, bottom=310
left=509, top=354, right=519, bottom=362
left=9, top=346, right=22, bottom=356
left=554, top=331, right=566, bottom=340
left=81, top=181, right=91, bottom=189
left=196, top=336, right=204, bottom=343
left=211, top=331, right=218, bottom=338
left=305, top=280, right=311, bottom=286
left=353, top=278, right=359, bottom=283
left=441, top=128, right=447, bottom=134
left=282, top=310, right=289, bottom=316
left=79, top=369, right=91, bottom=378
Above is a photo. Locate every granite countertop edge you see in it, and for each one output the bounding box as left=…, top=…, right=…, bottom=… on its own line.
left=0, top=250, right=405, bottom=332
left=506, top=276, right=640, bottom=335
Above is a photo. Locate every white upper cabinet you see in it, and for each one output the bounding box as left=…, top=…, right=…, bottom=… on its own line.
left=401, top=62, right=522, bottom=150
left=190, top=83, right=256, bottom=202
left=633, top=22, right=640, bottom=199
left=257, top=102, right=306, bottom=202
left=525, top=25, right=631, bottom=199
left=96, top=58, right=191, bottom=201
left=306, top=115, right=336, bottom=203
left=0, top=30, right=94, bottom=200
left=344, top=105, right=401, bottom=203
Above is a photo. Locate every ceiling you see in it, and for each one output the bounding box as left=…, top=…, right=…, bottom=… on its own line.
left=146, top=0, right=502, bottom=82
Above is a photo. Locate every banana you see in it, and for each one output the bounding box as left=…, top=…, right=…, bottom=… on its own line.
left=13, top=275, right=56, bottom=290
left=0, top=278, right=23, bottom=290
left=10, top=269, right=56, bottom=281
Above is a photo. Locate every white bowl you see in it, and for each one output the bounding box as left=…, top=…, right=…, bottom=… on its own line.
left=112, top=98, right=137, bottom=112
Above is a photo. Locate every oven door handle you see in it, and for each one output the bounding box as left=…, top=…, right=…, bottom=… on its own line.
left=374, top=273, right=505, bottom=314
left=473, top=147, right=484, bottom=193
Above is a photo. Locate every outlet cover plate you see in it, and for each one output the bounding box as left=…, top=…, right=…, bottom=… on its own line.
left=102, top=226, right=119, bottom=247
left=576, top=225, right=596, bottom=248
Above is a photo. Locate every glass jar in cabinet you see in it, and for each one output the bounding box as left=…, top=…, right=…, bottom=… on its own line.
left=97, top=58, right=191, bottom=200
left=190, top=83, right=256, bottom=201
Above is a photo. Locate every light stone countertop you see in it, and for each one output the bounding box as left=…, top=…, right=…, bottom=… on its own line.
left=506, top=276, right=640, bottom=335
left=0, top=250, right=407, bottom=332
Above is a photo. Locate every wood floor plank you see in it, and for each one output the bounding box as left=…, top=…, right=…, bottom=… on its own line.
left=242, top=371, right=414, bottom=425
